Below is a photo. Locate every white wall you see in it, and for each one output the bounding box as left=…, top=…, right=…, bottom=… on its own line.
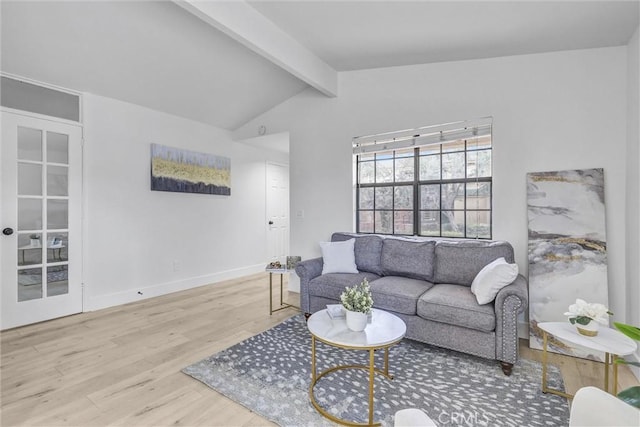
left=234, top=47, right=630, bottom=322
left=626, top=26, right=640, bottom=370
left=83, top=94, right=288, bottom=310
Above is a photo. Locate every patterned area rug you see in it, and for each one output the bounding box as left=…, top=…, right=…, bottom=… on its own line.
left=183, top=315, right=569, bottom=426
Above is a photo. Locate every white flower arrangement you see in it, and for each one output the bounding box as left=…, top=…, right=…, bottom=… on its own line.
left=564, top=298, right=612, bottom=326
left=340, top=278, right=373, bottom=314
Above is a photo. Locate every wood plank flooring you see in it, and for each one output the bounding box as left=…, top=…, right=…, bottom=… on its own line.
left=2, top=273, right=638, bottom=426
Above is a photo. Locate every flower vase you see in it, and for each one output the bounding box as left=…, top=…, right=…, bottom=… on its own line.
left=345, top=310, right=368, bottom=332
left=576, top=320, right=599, bottom=337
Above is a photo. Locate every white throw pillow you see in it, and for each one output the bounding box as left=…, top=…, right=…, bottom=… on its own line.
left=319, top=239, right=358, bottom=274
left=471, top=257, right=519, bottom=305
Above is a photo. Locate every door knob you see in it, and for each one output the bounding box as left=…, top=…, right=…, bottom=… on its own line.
left=2, top=227, right=14, bottom=236
left=268, top=221, right=274, bottom=225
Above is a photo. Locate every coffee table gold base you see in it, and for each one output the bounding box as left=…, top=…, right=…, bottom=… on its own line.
left=309, top=335, right=397, bottom=426
left=541, top=330, right=621, bottom=400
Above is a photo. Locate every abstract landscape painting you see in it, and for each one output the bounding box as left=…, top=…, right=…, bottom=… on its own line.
left=151, top=144, right=230, bottom=195
left=527, top=168, right=608, bottom=360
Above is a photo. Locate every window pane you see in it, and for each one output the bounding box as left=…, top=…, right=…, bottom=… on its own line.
left=18, top=127, right=42, bottom=161
left=374, top=211, right=393, bottom=234
left=420, top=211, right=440, bottom=236
left=359, top=161, right=374, bottom=184
left=441, top=183, right=464, bottom=210
left=467, top=149, right=491, bottom=178
left=395, top=148, right=414, bottom=158
left=466, top=136, right=491, bottom=151
left=466, top=182, right=491, bottom=210
left=466, top=211, right=491, bottom=239
left=442, top=152, right=465, bottom=179
left=47, top=165, right=68, bottom=196
left=18, top=163, right=42, bottom=196
left=420, top=184, right=440, bottom=209
left=359, top=211, right=374, bottom=233
left=394, top=211, right=413, bottom=235
left=375, top=159, right=393, bottom=183
left=359, top=187, right=374, bottom=209
left=442, top=211, right=464, bottom=237
left=394, top=186, right=413, bottom=209
left=419, top=155, right=440, bottom=181
left=375, top=187, right=393, bottom=209
left=394, top=157, right=414, bottom=182
left=47, top=132, right=69, bottom=164
left=442, top=139, right=465, bottom=153
left=420, top=145, right=440, bottom=155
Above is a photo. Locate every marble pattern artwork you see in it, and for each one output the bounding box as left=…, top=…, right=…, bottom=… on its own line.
left=527, top=168, right=608, bottom=361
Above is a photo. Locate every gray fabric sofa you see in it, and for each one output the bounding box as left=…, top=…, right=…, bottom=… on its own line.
left=295, top=232, right=529, bottom=375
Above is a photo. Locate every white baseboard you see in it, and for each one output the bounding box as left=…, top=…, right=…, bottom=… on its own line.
left=84, top=263, right=266, bottom=312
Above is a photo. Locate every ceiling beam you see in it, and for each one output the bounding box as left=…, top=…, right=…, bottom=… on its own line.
left=174, top=0, right=338, bottom=97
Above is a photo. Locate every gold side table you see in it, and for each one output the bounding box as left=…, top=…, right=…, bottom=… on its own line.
left=538, top=321, right=637, bottom=399
left=265, top=267, right=299, bottom=315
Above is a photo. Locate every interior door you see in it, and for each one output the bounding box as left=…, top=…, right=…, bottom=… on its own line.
left=266, top=162, right=289, bottom=264
left=1, top=111, right=82, bottom=329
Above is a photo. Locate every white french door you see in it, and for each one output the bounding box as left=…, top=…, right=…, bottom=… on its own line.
left=266, top=162, right=289, bottom=264
left=1, top=111, right=83, bottom=329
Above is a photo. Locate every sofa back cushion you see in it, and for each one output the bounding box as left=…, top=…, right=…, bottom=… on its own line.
left=332, top=233, right=384, bottom=275
left=381, top=239, right=435, bottom=281
left=433, top=240, right=514, bottom=286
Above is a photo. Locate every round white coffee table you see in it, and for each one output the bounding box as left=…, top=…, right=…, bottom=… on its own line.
left=307, top=308, right=407, bottom=426
left=538, top=321, right=637, bottom=399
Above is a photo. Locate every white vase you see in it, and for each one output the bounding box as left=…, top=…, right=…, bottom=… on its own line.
left=345, top=310, right=368, bottom=332
left=576, top=320, right=599, bottom=337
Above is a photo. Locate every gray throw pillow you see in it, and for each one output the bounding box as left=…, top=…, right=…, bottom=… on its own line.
left=380, top=239, right=435, bottom=281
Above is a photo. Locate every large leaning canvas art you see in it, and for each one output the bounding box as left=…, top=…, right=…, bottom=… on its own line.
left=150, top=144, right=231, bottom=195
left=527, top=168, right=608, bottom=360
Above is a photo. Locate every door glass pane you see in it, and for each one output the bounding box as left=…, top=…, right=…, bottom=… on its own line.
left=17, top=233, right=43, bottom=266
left=47, top=166, right=68, bottom=196
left=18, top=267, right=43, bottom=301
left=18, top=163, right=42, bottom=195
left=47, top=232, right=68, bottom=262
left=47, top=265, right=69, bottom=296
left=47, top=132, right=69, bottom=164
left=18, top=198, right=42, bottom=230
left=17, top=127, right=42, bottom=161
left=47, top=199, right=68, bottom=229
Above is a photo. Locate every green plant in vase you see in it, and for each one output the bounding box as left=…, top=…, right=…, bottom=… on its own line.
left=613, top=322, right=640, bottom=409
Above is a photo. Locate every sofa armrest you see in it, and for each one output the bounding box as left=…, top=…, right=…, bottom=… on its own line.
left=494, top=274, right=529, bottom=365
left=295, top=257, right=323, bottom=314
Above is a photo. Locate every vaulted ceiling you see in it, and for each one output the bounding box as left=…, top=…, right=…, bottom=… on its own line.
left=1, top=1, right=638, bottom=131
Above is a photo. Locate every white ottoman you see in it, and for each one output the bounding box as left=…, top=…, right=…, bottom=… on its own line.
left=394, top=408, right=437, bottom=426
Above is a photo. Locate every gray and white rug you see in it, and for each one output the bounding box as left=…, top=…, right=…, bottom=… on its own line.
left=183, top=315, right=569, bottom=426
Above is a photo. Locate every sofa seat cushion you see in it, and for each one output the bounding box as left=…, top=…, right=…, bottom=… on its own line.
left=433, top=240, right=514, bottom=286
left=369, top=276, right=434, bottom=315
left=308, top=272, right=381, bottom=301
left=381, top=239, right=435, bottom=281
left=417, top=284, right=496, bottom=332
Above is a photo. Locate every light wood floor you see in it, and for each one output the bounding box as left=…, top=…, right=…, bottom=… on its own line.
left=1, top=273, right=638, bottom=426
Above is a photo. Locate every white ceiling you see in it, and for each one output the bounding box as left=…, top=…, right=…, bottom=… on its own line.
left=1, top=1, right=638, bottom=133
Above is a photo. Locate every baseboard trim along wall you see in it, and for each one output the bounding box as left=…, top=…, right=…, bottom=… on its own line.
left=84, top=263, right=267, bottom=312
